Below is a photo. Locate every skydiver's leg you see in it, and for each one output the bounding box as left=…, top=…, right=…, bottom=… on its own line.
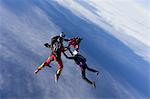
left=85, top=64, right=99, bottom=75
left=55, top=59, right=63, bottom=82
left=81, top=68, right=93, bottom=85
left=81, top=68, right=96, bottom=88
left=34, top=62, right=45, bottom=74
left=34, top=55, right=54, bottom=74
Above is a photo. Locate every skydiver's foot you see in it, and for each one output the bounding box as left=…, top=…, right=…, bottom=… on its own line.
left=34, top=70, right=39, bottom=74
left=96, top=71, right=99, bottom=76
left=54, top=74, right=59, bottom=83
left=92, top=82, right=96, bottom=88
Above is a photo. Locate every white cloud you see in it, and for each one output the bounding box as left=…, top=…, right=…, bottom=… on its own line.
left=0, top=3, right=62, bottom=57
left=101, top=70, right=146, bottom=99
left=0, top=2, right=95, bottom=99
left=1, top=0, right=149, bottom=98
left=56, top=0, right=150, bottom=62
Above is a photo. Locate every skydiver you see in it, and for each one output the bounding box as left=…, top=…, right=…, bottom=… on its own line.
left=63, top=50, right=99, bottom=88
left=49, top=32, right=70, bottom=48
left=67, top=37, right=82, bottom=51
left=34, top=32, right=68, bottom=82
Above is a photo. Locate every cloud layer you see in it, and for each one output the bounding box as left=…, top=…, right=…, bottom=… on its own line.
left=0, top=0, right=149, bottom=99
left=56, top=0, right=150, bottom=62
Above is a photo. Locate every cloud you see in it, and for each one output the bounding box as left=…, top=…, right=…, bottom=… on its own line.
left=55, top=0, right=150, bottom=98
left=0, top=1, right=96, bottom=99
left=56, top=0, right=150, bottom=62
left=1, top=0, right=149, bottom=99
left=97, top=69, right=147, bottom=99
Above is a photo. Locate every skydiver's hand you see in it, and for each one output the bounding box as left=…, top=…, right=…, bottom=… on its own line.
left=64, top=46, right=69, bottom=50
left=65, top=46, right=70, bottom=50
left=44, top=43, right=49, bottom=48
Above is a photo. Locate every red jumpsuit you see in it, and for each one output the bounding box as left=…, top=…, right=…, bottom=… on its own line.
left=35, top=45, right=66, bottom=82
left=45, top=46, right=65, bottom=70
left=68, top=38, right=80, bottom=51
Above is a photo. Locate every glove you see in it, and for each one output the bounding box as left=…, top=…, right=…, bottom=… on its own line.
left=44, top=43, right=49, bottom=48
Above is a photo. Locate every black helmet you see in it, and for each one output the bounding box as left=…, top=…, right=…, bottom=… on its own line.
left=74, top=36, right=82, bottom=40
left=75, top=36, right=82, bottom=41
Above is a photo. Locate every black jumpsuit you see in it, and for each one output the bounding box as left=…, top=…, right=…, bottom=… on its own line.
left=65, top=54, right=98, bottom=85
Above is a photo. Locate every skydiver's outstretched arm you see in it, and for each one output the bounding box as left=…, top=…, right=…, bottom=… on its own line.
left=68, top=48, right=73, bottom=56
left=64, top=38, right=71, bottom=41
left=63, top=52, right=74, bottom=59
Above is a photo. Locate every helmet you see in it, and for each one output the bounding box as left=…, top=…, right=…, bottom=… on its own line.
left=75, top=37, right=82, bottom=44
left=73, top=50, right=78, bottom=56
left=60, top=32, right=65, bottom=38
left=74, top=36, right=82, bottom=40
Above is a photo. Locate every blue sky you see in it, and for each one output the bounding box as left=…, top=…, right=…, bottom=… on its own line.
left=136, top=0, right=150, bottom=9
left=0, top=0, right=149, bottom=99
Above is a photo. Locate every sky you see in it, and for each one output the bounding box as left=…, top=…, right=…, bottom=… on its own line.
left=0, top=0, right=150, bottom=99
left=56, top=0, right=150, bottom=62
